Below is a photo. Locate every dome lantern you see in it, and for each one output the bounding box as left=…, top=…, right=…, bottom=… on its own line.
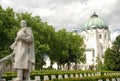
left=91, top=12, right=98, bottom=18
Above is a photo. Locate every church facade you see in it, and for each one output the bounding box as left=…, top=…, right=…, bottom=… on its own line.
left=72, top=12, right=112, bottom=70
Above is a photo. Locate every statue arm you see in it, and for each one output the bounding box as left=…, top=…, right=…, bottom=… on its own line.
left=20, top=27, right=34, bottom=43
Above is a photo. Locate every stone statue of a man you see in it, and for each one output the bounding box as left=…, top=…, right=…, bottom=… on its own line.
left=10, top=20, right=35, bottom=81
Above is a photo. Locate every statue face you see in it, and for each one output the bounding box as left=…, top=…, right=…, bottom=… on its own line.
left=21, top=20, right=27, bottom=28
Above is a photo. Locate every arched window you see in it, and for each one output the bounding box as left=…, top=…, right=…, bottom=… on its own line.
left=105, top=35, right=106, bottom=39
left=99, top=34, right=102, bottom=39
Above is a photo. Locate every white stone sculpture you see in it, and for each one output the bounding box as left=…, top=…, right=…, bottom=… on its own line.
left=10, top=20, right=35, bottom=81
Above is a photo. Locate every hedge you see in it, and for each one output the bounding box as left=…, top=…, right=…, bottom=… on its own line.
left=46, top=75, right=120, bottom=81
left=2, top=70, right=120, bottom=81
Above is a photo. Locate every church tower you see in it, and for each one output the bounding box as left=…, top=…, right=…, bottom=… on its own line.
left=80, top=12, right=111, bottom=70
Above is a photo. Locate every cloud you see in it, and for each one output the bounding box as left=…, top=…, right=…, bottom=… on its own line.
left=111, top=30, right=120, bottom=41
left=0, top=0, right=120, bottom=32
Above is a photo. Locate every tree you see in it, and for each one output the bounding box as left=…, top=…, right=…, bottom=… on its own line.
left=53, top=29, right=85, bottom=70
left=66, top=32, right=85, bottom=70
left=0, top=6, right=18, bottom=58
left=104, top=35, right=120, bottom=71
left=96, top=57, right=102, bottom=71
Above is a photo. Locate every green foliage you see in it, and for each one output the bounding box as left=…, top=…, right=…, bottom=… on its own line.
left=53, top=29, right=85, bottom=70
left=0, top=6, right=18, bottom=59
left=104, top=48, right=115, bottom=70
left=2, top=71, right=16, bottom=81
left=104, top=35, right=120, bottom=71
left=96, top=57, right=104, bottom=71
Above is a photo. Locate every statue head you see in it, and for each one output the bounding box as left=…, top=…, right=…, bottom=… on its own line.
left=21, top=20, right=27, bottom=28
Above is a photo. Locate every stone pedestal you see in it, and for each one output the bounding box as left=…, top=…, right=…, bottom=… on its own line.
left=8, top=80, right=36, bottom=81
left=0, top=79, right=6, bottom=81
left=8, top=78, right=35, bottom=81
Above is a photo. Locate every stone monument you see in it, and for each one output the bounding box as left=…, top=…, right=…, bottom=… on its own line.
left=0, top=20, right=35, bottom=81
left=10, top=20, right=35, bottom=81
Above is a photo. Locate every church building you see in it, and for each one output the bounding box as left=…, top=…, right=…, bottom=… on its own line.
left=72, top=12, right=112, bottom=70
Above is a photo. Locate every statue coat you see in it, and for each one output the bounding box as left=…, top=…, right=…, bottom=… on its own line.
left=12, top=27, right=35, bottom=70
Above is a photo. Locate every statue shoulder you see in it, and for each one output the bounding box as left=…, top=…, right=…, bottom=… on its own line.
left=23, top=27, right=32, bottom=32
left=25, top=27, right=32, bottom=31
left=24, top=27, right=33, bottom=35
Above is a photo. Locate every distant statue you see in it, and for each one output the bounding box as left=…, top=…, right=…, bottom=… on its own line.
left=10, top=20, right=35, bottom=81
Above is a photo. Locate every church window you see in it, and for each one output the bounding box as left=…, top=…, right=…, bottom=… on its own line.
left=99, top=34, right=102, bottom=39
left=105, top=34, right=108, bottom=39
left=105, top=35, right=106, bottom=39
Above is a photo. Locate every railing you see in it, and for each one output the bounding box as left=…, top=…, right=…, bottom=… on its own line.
left=0, top=53, right=14, bottom=81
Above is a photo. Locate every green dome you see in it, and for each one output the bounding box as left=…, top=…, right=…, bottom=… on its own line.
left=83, top=12, right=108, bottom=30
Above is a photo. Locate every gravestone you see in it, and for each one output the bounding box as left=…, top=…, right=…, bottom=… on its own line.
left=70, top=74, right=74, bottom=78
left=75, top=74, right=79, bottom=78
left=35, top=76, right=40, bottom=81
left=117, top=78, right=120, bottom=81
left=58, top=75, right=63, bottom=79
left=112, top=78, right=116, bottom=81
left=106, top=79, right=110, bottom=81
left=84, top=73, right=87, bottom=77
left=79, top=74, right=83, bottom=77
left=51, top=75, right=56, bottom=79
left=64, top=74, right=68, bottom=79
left=44, top=75, right=49, bottom=81
left=88, top=73, right=91, bottom=76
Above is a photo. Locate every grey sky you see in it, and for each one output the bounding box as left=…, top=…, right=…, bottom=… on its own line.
left=0, top=0, right=120, bottom=40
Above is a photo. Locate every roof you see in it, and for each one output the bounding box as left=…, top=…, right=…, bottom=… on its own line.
left=83, top=12, right=108, bottom=31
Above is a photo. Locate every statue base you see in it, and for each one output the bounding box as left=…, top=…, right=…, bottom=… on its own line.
left=8, top=78, right=35, bottom=81
left=8, top=80, right=35, bottom=81
left=0, top=79, right=6, bottom=81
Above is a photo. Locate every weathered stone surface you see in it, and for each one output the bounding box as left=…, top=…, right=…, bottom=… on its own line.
left=58, top=75, right=63, bottom=79
left=92, top=73, right=94, bottom=76
left=117, top=78, right=120, bottom=81
left=44, top=75, right=49, bottom=81
left=8, top=80, right=35, bottom=81
left=70, top=74, right=74, bottom=78
left=88, top=73, right=91, bottom=76
left=112, top=78, right=116, bottom=81
left=106, top=79, right=110, bottom=81
left=35, top=76, right=40, bottom=81
left=84, top=73, right=87, bottom=77
left=51, top=75, right=56, bottom=79
left=75, top=74, right=79, bottom=78
left=64, top=74, right=68, bottom=79
left=8, top=78, right=35, bottom=81
left=0, top=62, right=5, bottom=80
left=0, top=79, right=6, bottom=81
left=79, top=74, right=83, bottom=77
